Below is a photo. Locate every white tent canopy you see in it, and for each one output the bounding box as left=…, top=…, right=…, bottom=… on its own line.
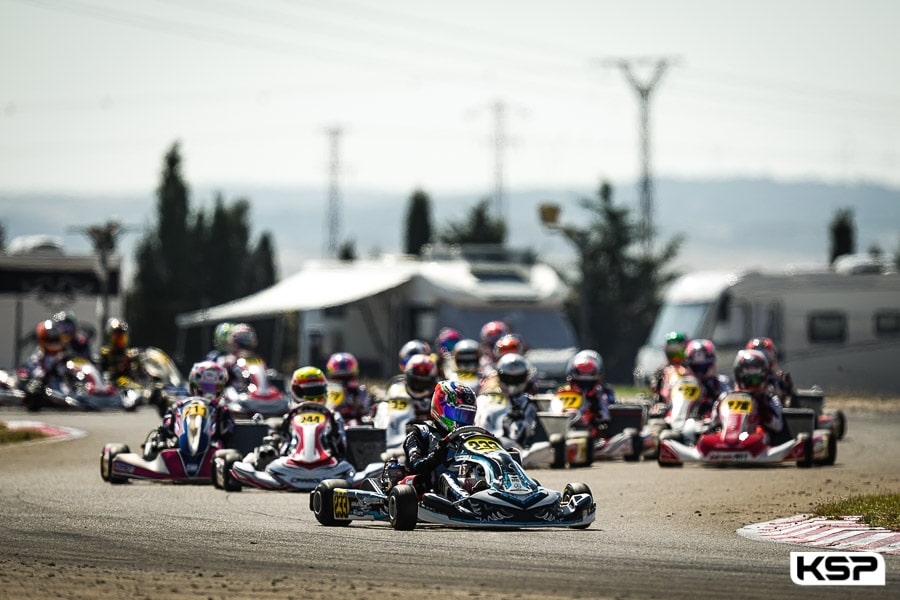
left=175, top=257, right=421, bottom=327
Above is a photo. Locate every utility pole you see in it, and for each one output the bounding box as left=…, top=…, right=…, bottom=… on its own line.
left=491, top=100, right=507, bottom=220
left=600, top=57, right=675, bottom=256
left=325, top=126, right=342, bottom=258
left=69, top=220, right=136, bottom=330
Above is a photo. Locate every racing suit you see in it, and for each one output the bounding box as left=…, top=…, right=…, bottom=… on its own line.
left=20, top=349, right=66, bottom=396
left=557, top=381, right=617, bottom=438
left=708, top=388, right=783, bottom=442
left=98, top=344, right=141, bottom=387
left=403, top=422, right=450, bottom=493
left=277, top=403, right=347, bottom=459
left=330, top=381, right=371, bottom=426
left=696, top=374, right=733, bottom=421
left=502, top=392, right=539, bottom=448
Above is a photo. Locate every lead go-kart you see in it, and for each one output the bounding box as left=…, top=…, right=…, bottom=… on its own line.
left=309, top=425, right=596, bottom=530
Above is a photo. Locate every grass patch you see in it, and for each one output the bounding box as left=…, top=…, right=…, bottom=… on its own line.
left=0, top=422, right=50, bottom=444
left=814, top=493, right=900, bottom=531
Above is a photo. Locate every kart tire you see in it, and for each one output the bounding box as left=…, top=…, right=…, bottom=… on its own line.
left=101, top=443, right=130, bottom=484
left=817, top=432, right=837, bottom=467
left=832, top=410, right=846, bottom=441
left=563, top=482, right=592, bottom=529
left=221, top=450, right=244, bottom=492
left=624, top=431, right=642, bottom=462
left=797, top=435, right=814, bottom=469
left=388, top=484, right=418, bottom=531
left=212, top=449, right=231, bottom=489
left=310, top=479, right=352, bottom=527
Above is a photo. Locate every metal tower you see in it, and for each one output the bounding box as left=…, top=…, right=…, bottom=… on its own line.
left=325, top=127, right=342, bottom=258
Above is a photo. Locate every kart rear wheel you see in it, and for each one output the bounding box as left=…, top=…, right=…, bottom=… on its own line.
left=100, top=443, right=130, bottom=484
left=310, top=479, right=352, bottom=527
left=623, top=430, right=642, bottom=462
left=388, top=484, right=418, bottom=531
left=563, top=483, right=592, bottom=529
left=221, top=450, right=244, bottom=492
left=831, top=410, right=847, bottom=440
left=212, top=449, right=231, bottom=489
left=816, top=432, right=837, bottom=467
left=797, top=435, right=814, bottom=468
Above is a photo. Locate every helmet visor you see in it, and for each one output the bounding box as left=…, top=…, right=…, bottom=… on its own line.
left=442, top=403, right=476, bottom=430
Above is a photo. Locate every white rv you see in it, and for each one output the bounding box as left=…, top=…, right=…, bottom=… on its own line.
left=633, top=270, right=900, bottom=395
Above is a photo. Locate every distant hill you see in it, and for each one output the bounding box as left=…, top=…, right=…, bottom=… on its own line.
left=2, top=177, right=899, bottom=284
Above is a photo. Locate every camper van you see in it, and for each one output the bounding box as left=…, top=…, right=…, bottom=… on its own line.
left=633, top=270, right=900, bottom=395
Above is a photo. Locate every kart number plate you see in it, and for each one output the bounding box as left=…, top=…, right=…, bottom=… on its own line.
left=464, top=436, right=503, bottom=454
left=557, top=392, right=584, bottom=410
left=184, top=403, right=208, bottom=418
left=387, top=398, right=409, bottom=411
left=294, top=412, right=326, bottom=425
left=333, top=490, right=350, bottom=519
left=708, top=451, right=751, bottom=462
left=726, top=399, right=752, bottom=413
left=484, top=393, right=506, bottom=406
left=675, top=383, right=700, bottom=401
left=327, top=388, right=344, bottom=407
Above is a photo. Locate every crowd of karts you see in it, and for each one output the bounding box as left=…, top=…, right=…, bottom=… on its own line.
left=7, top=318, right=844, bottom=532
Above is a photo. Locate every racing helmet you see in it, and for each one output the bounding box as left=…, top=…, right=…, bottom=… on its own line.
left=686, top=339, right=716, bottom=379
left=228, top=323, right=257, bottom=356
left=566, top=350, right=603, bottom=389
left=36, top=319, right=63, bottom=354
left=188, top=360, right=228, bottom=399
left=429, top=380, right=477, bottom=435
left=398, top=339, right=431, bottom=371
left=105, top=317, right=129, bottom=350
left=52, top=310, right=78, bottom=345
left=664, top=331, right=689, bottom=365
left=479, top=320, right=509, bottom=350
left=404, top=353, right=438, bottom=400
left=326, top=352, right=359, bottom=382
left=496, top=353, right=532, bottom=396
left=493, top=333, right=525, bottom=360
left=290, top=366, right=328, bottom=403
left=434, top=327, right=462, bottom=356
left=452, top=338, right=480, bottom=372
left=212, top=322, right=234, bottom=354
left=746, top=337, right=777, bottom=368
left=733, top=349, right=770, bottom=393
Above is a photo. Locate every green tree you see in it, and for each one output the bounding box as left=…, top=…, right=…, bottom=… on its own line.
left=561, top=182, right=681, bottom=382
left=829, top=208, right=855, bottom=265
left=127, top=142, right=277, bottom=358
left=439, top=198, right=506, bottom=245
left=404, top=189, right=433, bottom=255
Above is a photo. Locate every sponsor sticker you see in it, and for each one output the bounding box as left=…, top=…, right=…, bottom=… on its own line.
left=790, top=551, right=885, bottom=586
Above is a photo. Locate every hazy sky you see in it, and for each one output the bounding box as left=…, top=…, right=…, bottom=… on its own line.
left=2, top=0, right=899, bottom=196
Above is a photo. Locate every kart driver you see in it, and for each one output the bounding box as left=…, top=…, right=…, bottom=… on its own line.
left=650, top=331, right=690, bottom=404
left=402, top=379, right=477, bottom=494
left=496, top=353, right=540, bottom=448
left=746, top=337, right=795, bottom=404
left=325, top=352, right=371, bottom=425
left=708, top=349, right=784, bottom=442
left=684, top=338, right=731, bottom=420
left=556, top=349, right=617, bottom=437
left=151, top=360, right=233, bottom=457
left=279, top=366, right=347, bottom=459
left=98, top=318, right=141, bottom=387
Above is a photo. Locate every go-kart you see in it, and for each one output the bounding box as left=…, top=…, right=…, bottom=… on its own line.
left=21, top=355, right=134, bottom=412
left=131, top=346, right=190, bottom=416
left=550, top=387, right=648, bottom=464
left=221, top=356, right=289, bottom=419
left=643, top=375, right=711, bottom=457
left=657, top=392, right=836, bottom=468
left=213, top=401, right=354, bottom=492
left=790, top=386, right=847, bottom=441
left=100, top=397, right=220, bottom=484
left=309, top=425, right=596, bottom=530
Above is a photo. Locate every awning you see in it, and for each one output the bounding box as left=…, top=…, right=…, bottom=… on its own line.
left=175, top=257, right=420, bottom=327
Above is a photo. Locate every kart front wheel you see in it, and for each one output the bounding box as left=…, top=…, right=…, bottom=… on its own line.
left=220, top=451, right=244, bottom=492
left=100, top=443, right=130, bottom=484
left=388, top=484, right=418, bottom=531
left=563, top=482, right=592, bottom=529
left=310, top=479, right=352, bottom=527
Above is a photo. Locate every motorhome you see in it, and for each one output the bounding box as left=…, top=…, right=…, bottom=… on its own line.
left=633, top=270, right=900, bottom=395
left=176, top=246, right=578, bottom=381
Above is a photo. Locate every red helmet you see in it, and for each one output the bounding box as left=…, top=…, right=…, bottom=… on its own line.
left=746, top=337, right=776, bottom=368
left=733, top=349, right=770, bottom=393
left=686, top=339, right=716, bottom=378
left=398, top=339, right=431, bottom=371
left=479, top=320, right=508, bottom=349
left=326, top=352, right=359, bottom=381
left=404, top=353, right=438, bottom=399
left=493, top=333, right=525, bottom=360
left=429, top=380, right=477, bottom=435
left=36, top=319, right=63, bottom=354
left=567, top=350, right=603, bottom=389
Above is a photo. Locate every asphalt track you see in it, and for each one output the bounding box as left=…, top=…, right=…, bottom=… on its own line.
left=1, top=401, right=898, bottom=599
